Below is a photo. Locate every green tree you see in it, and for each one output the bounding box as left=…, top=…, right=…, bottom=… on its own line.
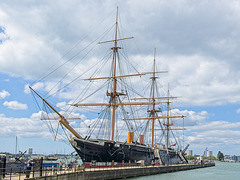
left=217, top=151, right=224, bottom=161
left=202, top=156, right=208, bottom=160
left=209, top=156, right=216, bottom=160
left=187, top=155, right=197, bottom=160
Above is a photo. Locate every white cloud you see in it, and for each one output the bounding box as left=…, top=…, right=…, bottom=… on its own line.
left=24, top=82, right=44, bottom=94
left=0, top=112, right=51, bottom=138
left=184, top=120, right=240, bottom=155
left=161, top=55, right=240, bottom=106
left=237, top=109, right=240, bottom=114
left=187, top=121, right=240, bottom=131
left=3, top=101, right=28, bottom=110
left=0, top=110, right=70, bottom=139
left=0, top=0, right=240, bottom=107
left=166, top=109, right=209, bottom=127
left=154, top=108, right=240, bottom=155
left=56, top=101, right=67, bottom=109
left=25, top=82, right=61, bottom=98
left=0, top=113, right=5, bottom=117
left=0, top=90, right=10, bottom=99
left=24, top=84, right=31, bottom=94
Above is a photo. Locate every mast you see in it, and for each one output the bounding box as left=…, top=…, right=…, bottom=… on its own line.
left=151, top=48, right=156, bottom=147
left=72, top=7, right=133, bottom=141
left=111, top=7, right=118, bottom=141
left=125, top=51, right=185, bottom=149
left=166, top=85, right=170, bottom=149
left=15, top=136, right=17, bottom=154
left=160, top=85, right=186, bottom=149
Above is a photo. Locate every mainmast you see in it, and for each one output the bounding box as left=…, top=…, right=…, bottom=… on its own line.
left=111, top=7, right=119, bottom=141
left=70, top=7, right=135, bottom=141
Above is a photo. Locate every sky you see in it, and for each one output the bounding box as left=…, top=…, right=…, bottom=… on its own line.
left=1, top=0, right=240, bottom=157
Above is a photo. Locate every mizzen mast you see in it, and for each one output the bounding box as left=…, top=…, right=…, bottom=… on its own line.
left=166, top=86, right=171, bottom=149
left=164, top=86, right=186, bottom=149
left=150, top=48, right=157, bottom=147
left=155, top=86, right=186, bottom=149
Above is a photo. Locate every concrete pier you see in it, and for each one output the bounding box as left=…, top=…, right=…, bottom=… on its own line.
left=27, top=162, right=215, bottom=180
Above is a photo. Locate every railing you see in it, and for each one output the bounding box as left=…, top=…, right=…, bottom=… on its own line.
left=0, top=161, right=212, bottom=179
left=0, top=162, right=158, bottom=179
left=0, top=167, right=25, bottom=180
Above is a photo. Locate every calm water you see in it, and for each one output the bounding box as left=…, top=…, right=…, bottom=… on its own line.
left=128, top=162, right=240, bottom=180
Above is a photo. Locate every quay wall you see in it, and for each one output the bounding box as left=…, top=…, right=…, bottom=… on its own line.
left=30, top=163, right=215, bottom=180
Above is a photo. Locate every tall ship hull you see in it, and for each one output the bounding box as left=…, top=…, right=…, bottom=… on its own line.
left=71, top=138, right=187, bottom=165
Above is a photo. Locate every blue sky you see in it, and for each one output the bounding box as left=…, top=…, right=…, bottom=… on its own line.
left=1, top=0, right=240, bottom=156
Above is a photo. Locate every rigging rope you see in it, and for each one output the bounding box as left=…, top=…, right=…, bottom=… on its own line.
left=32, top=9, right=116, bottom=85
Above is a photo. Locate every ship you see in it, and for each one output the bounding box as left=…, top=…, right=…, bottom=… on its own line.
left=30, top=7, right=188, bottom=166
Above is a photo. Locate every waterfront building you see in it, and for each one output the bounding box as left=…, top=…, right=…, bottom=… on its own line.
left=28, top=148, right=33, bottom=155
left=231, top=155, right=238, bottom=162
left=207, top=151, right=213, bottom=157
left=203, top=151, right=207, bottom=157
left=187, top=150, right=193, bottom=156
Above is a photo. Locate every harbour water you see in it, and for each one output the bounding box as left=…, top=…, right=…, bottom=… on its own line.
left=128, top=162, right=239, bottom=180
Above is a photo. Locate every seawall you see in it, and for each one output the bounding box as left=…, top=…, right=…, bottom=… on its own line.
left=29, top=162, right=215, bottom=180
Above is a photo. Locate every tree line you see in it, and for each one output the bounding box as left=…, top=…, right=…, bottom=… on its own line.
left=187, top=151, right=224, bottom=161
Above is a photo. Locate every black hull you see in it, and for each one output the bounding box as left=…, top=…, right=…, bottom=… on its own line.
left=71, top=138, right=187, bottom=165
